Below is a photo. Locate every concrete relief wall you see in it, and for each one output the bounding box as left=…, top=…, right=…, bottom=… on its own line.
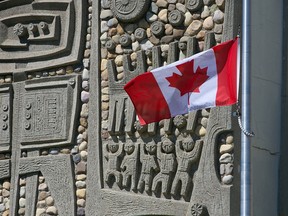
left=0, top=0, right=90, bottom=215
left=0, top=0, right=240, bottom=215
left=87, top=0, right=241, bottom=215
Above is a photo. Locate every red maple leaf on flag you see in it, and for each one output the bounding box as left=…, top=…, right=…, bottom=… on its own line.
left=166, top=59, right=209, bottom=96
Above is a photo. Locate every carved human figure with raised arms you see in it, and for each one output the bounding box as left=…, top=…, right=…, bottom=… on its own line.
left=171, top=136, right=203, bottom=198
left=104, top=140, right=123, bottom=186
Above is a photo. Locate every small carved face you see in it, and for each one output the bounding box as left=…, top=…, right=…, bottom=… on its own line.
left=182, top=137, right=194, bottom=152
left=145, top=141, right=156, bottom=154
left=162, top=139, right=174, bottom=153
left=108, top=143, right=119, bottom=153
left=124, top=142, right=135, bottom=154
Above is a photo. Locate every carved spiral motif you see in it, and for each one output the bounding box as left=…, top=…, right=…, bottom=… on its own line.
left=24, top=122, right=31, bottom=130
left=2, top=114, right=8, bottom=121
left=186, top=0, right=203, bottom=12
left=106, top=39, right=116, bottom=51
left=25, top=103, right=31, bottom=110
left=115, top=0, right=137, bottom=14
left=134, top=28, right=146, bottom=41
left=119, top=34, right=132, bottom=46
left=168, top=10, right=185, bottom=27
left=2, top=104, right=8, bottom=111
left=151, top=21, right=165, bottom=37
left=2, top=123, right=8, bottom=131
left=13, top=23, right=27, bottom=37
left=110, top=0, right=151, bottom=22
left=25, top=113, right=31, bottom=120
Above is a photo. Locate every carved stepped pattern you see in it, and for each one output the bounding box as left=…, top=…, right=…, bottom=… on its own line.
left=0, top=0, right=86, bottom=73
left=0, top=75, right=80, bottom=216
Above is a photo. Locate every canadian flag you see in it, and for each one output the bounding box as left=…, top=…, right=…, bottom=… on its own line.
left=124, top=38, right=238, bottom=125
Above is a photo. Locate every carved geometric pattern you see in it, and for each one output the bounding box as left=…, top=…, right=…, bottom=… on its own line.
left=110, top=0, right=151, bottom=22
left=0, top=160, right=10, bottom=179
left=19, top=75, right=80, bottom=149
left=107, top=51, right=146, bottom=135
left=0, top=85, right=12, bottom=152
left=22, top=92, right=64, bottom=142
left=0, top=0, right=86, bottom=73
left=8, top=78, right=80, bottom=216
left=18, top=155, right=76, bottom=216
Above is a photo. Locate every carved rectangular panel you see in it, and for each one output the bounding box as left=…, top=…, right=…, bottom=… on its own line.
left=22, top=90, right=66, bottom=142
left=0, top=0, right=86, bottom=73
left=0, top=160, right=10, bottom=179
left=18, top=75, right=80, bottom=149
left=0, top=85, right=12, bottom=152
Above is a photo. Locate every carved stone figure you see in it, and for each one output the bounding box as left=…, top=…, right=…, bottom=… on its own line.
left=171, top=137, right=203, bottom=198
left=152, top=138, right=176, bottom=195
left=137, top=140, right=159, bottom=192
left=121, top=140, right=139, bottom=190
left=104, top=141, right=123, bottom=186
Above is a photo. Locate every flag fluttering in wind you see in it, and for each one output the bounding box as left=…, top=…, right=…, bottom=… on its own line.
left=124, top=38, right=238, bottom=125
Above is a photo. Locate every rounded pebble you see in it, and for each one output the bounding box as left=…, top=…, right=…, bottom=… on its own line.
left=81, top=91, right=89, bottom=103
left=46, top=206, right=58, bottom=215
left=219, top=153, right=233, bottom=163
left=222, top=175, right=233, bottom=184
left=73, top=154, right=82, bottom=164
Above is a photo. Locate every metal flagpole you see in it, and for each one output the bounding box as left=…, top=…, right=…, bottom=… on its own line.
left=241, top=0, right=252, bottom=215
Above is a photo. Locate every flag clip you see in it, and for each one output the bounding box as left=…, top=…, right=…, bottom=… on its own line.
left=234, top=105, right=255, bottom=137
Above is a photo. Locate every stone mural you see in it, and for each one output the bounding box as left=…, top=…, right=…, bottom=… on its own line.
left=0, top=0, right=90, bottom=215
left=87, top=0, right=241, bottom=215
left=0, top=0, right=240, bottom=215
